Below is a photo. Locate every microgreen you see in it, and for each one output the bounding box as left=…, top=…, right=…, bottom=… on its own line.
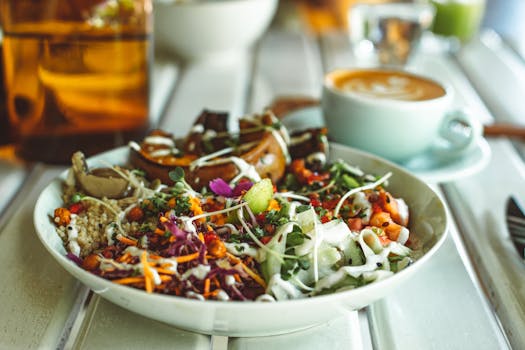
left=169, top=167, right=185, bottom=182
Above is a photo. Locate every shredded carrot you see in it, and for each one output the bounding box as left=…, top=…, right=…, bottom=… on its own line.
left=113, top=276, right=145, bottom=285
left=198, top=232, right=205, bottom=243
left=204, top=278, right=211, bottom=296
left=212, top=276, right=221, bottom=288
left=116, top=253, right=132, bottom=263
left=176, top=252, right=200, bottom=263
left=233, top=274, right=241, bottom=282
left=158, top=275, right=172, bottom=282
left=154, top=227, right=165, bottom=235
left=141, top=251, right=154, bottom=293
left=227, top=253, right=267, bottom=288
left=159, top=215, right=169, bottom=223
left=154, top=267, right=177, bottom=275
left=208, top=289, right=222, bottom=297
left=117, top=235, right=138, bottom=246
left=189, top=196, right=204, bottom=220
left=226, top=252, right=240, bottom=264
left=240, top=263, right=267, bottom=288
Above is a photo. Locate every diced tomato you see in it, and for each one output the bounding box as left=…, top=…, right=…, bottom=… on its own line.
left=322, top=198, right=340, bottom=210
left=347, top=218, right=363, bottom=231
left=256, top=213, right=266, bottom=222
left=378, top=234, right=392, bottom=245
left=310, top=198, right=321, bottom=207
left=290, top=159, right=312, bottom=184
left=260, top=236, right=272, bottom=244
left=68, top=203, right=84, bottom=214
left=321, top=216, right=330, bottom=224
left=264, top=223, right=276, bottom=235
left=204, top=232, right=218, bottom=244
left=306, top=172, right=330, bottom=185
left=371, top=203, right=383, bottom=214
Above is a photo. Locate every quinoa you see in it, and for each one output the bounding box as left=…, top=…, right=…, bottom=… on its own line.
left=55, top=193, right=139, bottom=258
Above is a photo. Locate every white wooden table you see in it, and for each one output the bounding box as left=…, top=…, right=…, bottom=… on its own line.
left=1, top=7, right=524, bottom=349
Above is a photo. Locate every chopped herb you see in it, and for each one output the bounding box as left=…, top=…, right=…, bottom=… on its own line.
left=296, top=204, right=311, bottom=213
left=131, top=169, right=146, bottom=177
left=286, top=226, right=309, bottom=247
left=168, top=167, right=185, bottom=182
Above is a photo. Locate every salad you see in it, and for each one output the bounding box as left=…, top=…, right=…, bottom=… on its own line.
left=52, top=111, right=415, bottom=302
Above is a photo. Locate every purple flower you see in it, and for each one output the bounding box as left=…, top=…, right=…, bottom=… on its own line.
left=232, top=180, right=253, bottom=196
left=209, top=178, right=253, bottom=198
left=209, top=178, right=233, bottom=197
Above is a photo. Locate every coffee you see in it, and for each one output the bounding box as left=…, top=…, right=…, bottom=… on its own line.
left=327, top=69, right=446, bottom=101
left=322, top=67, right=481, bottom=162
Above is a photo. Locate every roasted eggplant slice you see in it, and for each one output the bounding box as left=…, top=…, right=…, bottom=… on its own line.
left=129, top=110, right=288, bottom=189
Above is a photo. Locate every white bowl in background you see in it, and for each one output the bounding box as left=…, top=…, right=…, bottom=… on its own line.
left=153, top=0, right=278, bottom=62
left=34, top=144, right=448, bottom=337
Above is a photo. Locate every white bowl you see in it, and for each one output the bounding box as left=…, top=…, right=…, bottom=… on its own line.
left=153, top=0, right=278, bottom=62
left=34, top=144, right=448, bottom=337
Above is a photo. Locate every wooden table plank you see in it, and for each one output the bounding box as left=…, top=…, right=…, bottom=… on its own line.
left=249, top=29, right=323, bottom=113
left=0, top=166, right=83, bottom=349
left=444, top=139, right=525, bottom=349
left=368, top=216, right=509, bottom=349
left=160, top=56, right=252, bottom=136
left=229, top=311, right=366, bottom=350
left=71, top=296, right=210, bottom=350
left=449, top=32, right=525, bottom=348
left=0, top=159, right=27, bottom=223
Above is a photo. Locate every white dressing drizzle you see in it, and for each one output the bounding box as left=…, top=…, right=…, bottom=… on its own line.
left=270, top=129, right=291, bottom=164
left=334, top=172, right=392, bottom=217
left=306, top=152, right=326, bottom=166
left=67, top=214, right=81, bottom=256
left=289, top=133, right=311, bottom=145
left=105, top=224, right=115, bottom=246
left=144, top=135, right=175, bottom=147
left=181, top=264, right=210, bottom=281
left=224, top=242, right=259, bottom=258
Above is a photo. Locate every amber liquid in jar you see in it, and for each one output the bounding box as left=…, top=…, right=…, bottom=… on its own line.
left=1, top=1, right=152, bottom=163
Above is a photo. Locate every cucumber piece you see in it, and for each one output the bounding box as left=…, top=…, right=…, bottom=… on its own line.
left=243, top=178, right=273, bottom=214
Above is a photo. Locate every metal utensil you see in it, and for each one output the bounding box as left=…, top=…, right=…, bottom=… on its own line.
left=506, top=196, right=525, bottom=258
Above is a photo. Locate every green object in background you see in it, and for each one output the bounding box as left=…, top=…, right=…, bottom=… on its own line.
left=430, top=0, right=486, bottom=43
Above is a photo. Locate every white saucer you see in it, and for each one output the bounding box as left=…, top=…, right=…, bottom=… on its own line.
left=282, top=106, right=491, bottom=184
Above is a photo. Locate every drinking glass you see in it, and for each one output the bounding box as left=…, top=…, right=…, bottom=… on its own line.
left=0, top=0, right=152, bottom=163
left=430, top=0, right=486, bottom=44
left=349, top=1, right=435, bottom=66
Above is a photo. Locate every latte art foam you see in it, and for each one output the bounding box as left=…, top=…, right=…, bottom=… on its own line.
left=341, top=77, right=426, bottom=101
left=330, top=69, right=446, bottom=102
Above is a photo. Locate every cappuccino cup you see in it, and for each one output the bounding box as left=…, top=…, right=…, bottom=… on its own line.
left=321, top=68, right=482, bottom=163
